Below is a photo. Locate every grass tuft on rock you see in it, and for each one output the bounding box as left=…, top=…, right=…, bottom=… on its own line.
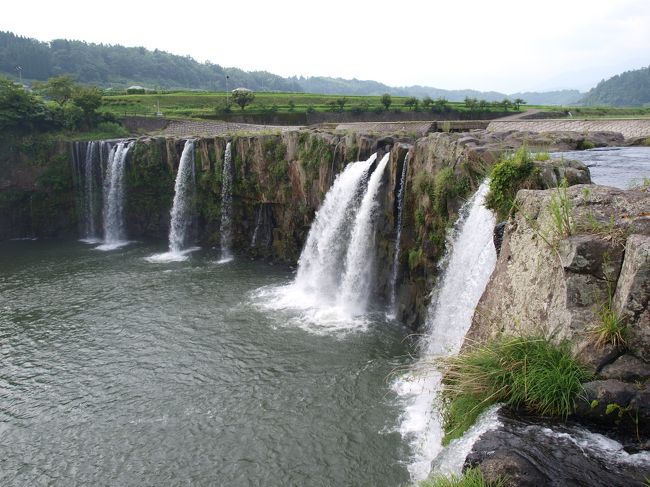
left=440, top=336, right=591, bottom=444
left=421, top=467, right=504, bottom=487
left=485, top=146, right=540, bottom=220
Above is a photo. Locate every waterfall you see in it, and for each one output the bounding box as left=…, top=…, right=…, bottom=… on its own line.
left=253, top=153, right=380, bottom=333
left=337, top=153, right=390, bottom=315
left=251, top=205, right=263, bottom=247
left=147, top=140, right=198, bottom=262
left=294, top=153, right=376, bottom=298
left=219, top=142, right=234, bottom=263
left=394, top=180, right=497, bottom=481
left=81, top=141, right=100, bottom=242
left=388, top=152, right=410, bottom=317
left=97, top=141, right=132, bottom=250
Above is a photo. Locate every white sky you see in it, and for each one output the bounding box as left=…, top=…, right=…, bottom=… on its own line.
left=2, top=0, right=649, bottom=93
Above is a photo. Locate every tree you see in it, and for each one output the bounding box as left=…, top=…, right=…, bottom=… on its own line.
left=513, top=98, right=526, bottom=111
left=434, top=97, right=448, bottom=113
left=421, top=96, right=433, bottom=110
left=72, top=85, right=102, bottom=124
left=380, top=93, right=392, bottom=110
left=336, top=97, right=347, bottom=112
left=231, top=88, right=255, bottom=110
left=404, top=96, right=419, bottom=111
left=501, top=98, right=512, bottom=111
left=0, top=76, right=51, bottom=133
left=37, top=75, right=75, bottom=106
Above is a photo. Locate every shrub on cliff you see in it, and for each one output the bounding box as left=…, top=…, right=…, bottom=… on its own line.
left=485, top=146, right=540, bottom=220
left=440, top=336, right=591, bottom=444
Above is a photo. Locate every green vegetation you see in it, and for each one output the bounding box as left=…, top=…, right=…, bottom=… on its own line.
left=1, top=74, right=123, bottom=137
left=231, top=89, right=255, bottom=111
left=440, top=337, right=591, bottom=444
left=421, top=468, right=504, bottom=487
left=581, top=65, right=650, bottom=107
left=594, top=301, right=628, bottom=349
left=549, top=179, right=574, bottom=240
left=98, top=90, right=509, bottom=120
left=485, top=146, right=540, bottom=220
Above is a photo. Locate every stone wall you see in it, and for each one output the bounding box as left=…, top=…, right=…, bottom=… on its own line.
left=488, top=119, right=650, bottom=139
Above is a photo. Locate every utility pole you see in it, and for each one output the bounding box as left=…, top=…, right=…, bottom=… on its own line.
left=225, top=74, right=230, bottom=105
left=15, top=65, right=22, bottom=83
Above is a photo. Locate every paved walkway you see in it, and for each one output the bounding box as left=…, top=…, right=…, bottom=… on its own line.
left=159, top=119, right=301, bottom=137
left=487, top=119, right=650, bottom=139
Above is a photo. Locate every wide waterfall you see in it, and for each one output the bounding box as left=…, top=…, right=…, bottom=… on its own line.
left=147, top=139, right=198, bottom=262
left=218, top=142, right=234, bottom=263
left=337, top=153, right=390, bottom=315
left=395, top=181, right=497, bottom=481
left=97, top=141, right=133, bottom=251
left=388, top=152, right=410, bottom=317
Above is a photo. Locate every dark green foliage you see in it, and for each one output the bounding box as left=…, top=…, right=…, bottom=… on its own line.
left=485, top=146, right=540, bottom=220
left=581, top=65, right=650, bottom=106
left=440, top=337, right=591, bottom=444
left=0, top=77, right=53, bottom=134
left=264, top=137, right=289, bottom=182
left=576, top=139, right=595, bottom=150
left=298, top=135, right=331, bottom=182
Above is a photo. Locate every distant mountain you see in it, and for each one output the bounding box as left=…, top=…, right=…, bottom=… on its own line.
left=580, top=66, right=650, bottom=106
left=509, top=90, right=583, bottom=106
left=1, top=30, right=583, bottom=105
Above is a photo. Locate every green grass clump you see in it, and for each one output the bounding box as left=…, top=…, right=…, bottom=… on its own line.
left=534, top=151, right=550, bottom=161
left=576, top=139, right=595, bottom=150
left=485, top=146, right=540, bottom=220
left=421, top=467, right=504, bottom=487
left=441, top=337, right=591, bottom=444
left=593, top=300, right=628, bottom=349
left=549, top=179, right=574, bottom=239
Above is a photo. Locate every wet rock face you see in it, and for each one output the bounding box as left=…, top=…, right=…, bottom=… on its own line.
left=466, top=410, right=650, bottom=487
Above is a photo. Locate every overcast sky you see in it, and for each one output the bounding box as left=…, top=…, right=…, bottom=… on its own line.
left=2, top=0, right=649, bottom=93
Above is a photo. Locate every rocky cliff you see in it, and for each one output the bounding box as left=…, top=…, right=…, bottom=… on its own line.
left=0, top=128, right=630, bottom=330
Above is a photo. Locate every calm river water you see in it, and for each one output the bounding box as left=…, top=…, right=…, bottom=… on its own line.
left=0, top=241, right=412, bottom=485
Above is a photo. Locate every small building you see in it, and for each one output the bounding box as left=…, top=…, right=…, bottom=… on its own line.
left=127, top=85, right=146, bottom=94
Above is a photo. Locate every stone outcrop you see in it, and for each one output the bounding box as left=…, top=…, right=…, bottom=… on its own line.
left=466, top=184, right=650, bottom=369
left=467, top=410, right=650, bottom=487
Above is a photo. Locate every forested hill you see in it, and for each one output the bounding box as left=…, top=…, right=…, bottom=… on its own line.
left=581, top=66, right=650, bottom=106
left=0, top=31, right=302, bottom=92
left=1, top=30, right=583, bottom=104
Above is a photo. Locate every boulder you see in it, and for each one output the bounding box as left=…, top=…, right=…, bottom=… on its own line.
left=601, top=354, right=650, bottom=381
left=465, top=185, right=650, bottom=369
left=614, top=234, right=650, bottom=360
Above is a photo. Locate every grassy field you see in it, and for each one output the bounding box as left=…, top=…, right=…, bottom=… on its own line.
left=100, top=91, right=500, bottom=119
left=100, top=91, right=650, bottom=120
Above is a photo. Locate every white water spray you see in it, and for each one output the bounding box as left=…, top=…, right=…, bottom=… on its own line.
left=338, top=153, right=390, bottom=314
left=147, top=140, right=198, bottom=262
left=97, top=141, right=132, bottom=250
left=219, top=142, right=234, bottom=263
left=395, top=181, right=497, bottom=481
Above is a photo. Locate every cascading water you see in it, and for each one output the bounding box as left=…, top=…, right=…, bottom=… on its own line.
left=147, top=139, right=198, bottom=262
left=294, top=153, right=376, bottom=298
left=97, top=141, right=133, bottom=251
left=251, top=205, right=263, bottom=247
left=254, top=153, right=379, bottom=332
left=388, top=152, right=410, bottom=317
left=73, top=140, right=102, bottom=243
left=218, top=142, right=234, bottom=263
left=394, top=181, right=497, bottom=481
left=337, top=153, right=390, bottom=315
